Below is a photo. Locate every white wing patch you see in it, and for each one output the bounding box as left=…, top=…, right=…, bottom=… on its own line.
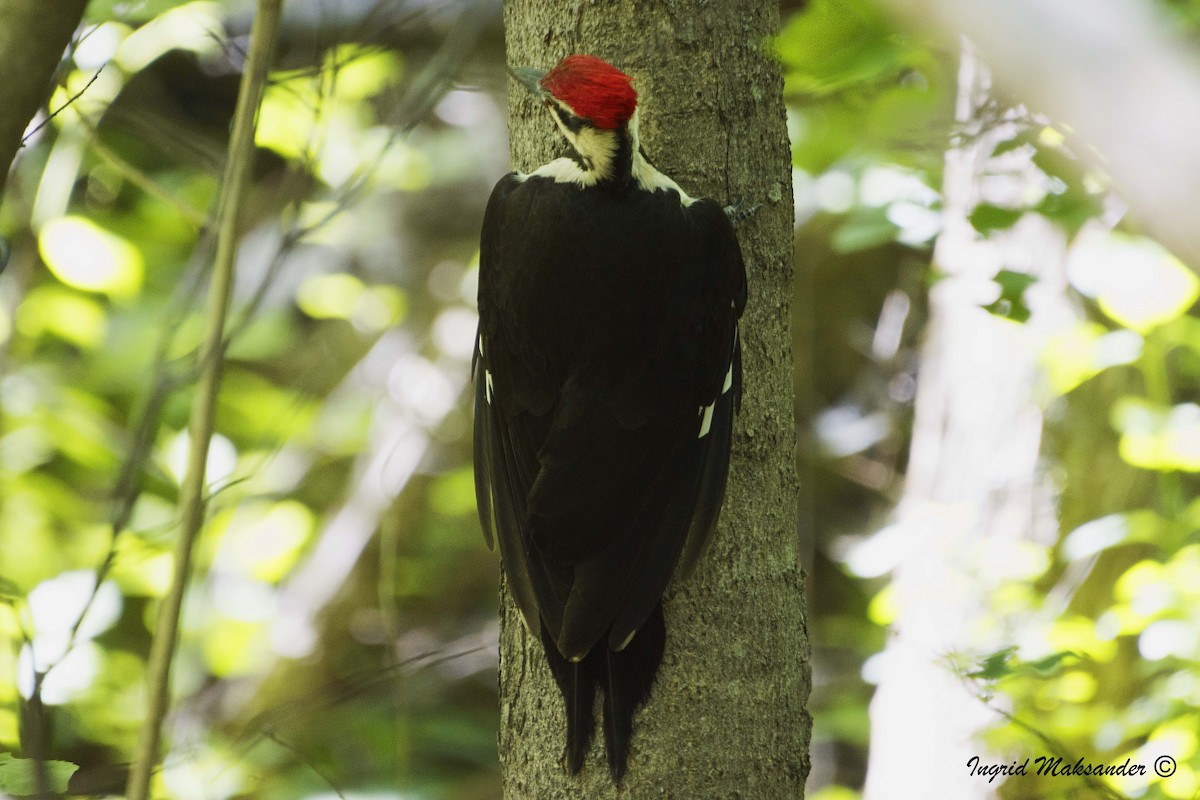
left=697, top=360, right=736, bottom=439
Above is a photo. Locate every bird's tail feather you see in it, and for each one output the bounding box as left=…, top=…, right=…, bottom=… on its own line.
left=540, top=605, right=666, bottom=781
left=599, top=603, right=666, bottom=783
left=540, top=625, right=598, bottom=773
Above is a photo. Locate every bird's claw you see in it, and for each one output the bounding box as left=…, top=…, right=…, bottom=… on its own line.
left=724, top=197, right=759, bottom=226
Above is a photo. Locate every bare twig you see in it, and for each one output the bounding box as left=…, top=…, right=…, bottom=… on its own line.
left=125, top=2, right=284, bottom=798
left=263, top=731, right=349, bottom=800
left=81, top=116, right=210, bottom=228
left=20, top=67, right=104, bottom=146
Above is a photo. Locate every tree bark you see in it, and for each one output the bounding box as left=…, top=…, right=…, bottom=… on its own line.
left=498, top=2, right=810, bottom=797
left=0, top=0, right=88, bottom=202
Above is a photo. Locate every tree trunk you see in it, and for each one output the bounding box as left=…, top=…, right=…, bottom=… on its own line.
left=0, top=0, right=88, bottom=201
left=498, top=2, right=810, bottom=797
left=862, top=43, right=1073, bottom=799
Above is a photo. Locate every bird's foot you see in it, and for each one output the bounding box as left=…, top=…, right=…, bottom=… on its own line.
left=724, top=196, right=760, bottom=226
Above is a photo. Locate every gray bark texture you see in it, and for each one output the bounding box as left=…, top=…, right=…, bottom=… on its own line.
left=0, top=0, right=88, bottom=201
left=498, top=2, right=810, bottom=798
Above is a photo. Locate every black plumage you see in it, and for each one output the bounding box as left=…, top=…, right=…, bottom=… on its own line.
left=473, top=54, right=746, bottom=783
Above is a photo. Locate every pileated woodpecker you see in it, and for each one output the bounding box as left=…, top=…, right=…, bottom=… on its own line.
left=473, top=54, right=747, bottom=782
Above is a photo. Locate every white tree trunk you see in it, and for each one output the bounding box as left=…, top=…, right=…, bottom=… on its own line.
left=863, top=43, right=1073, bottom=799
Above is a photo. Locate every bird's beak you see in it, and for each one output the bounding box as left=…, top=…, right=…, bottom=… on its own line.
left=509, top=65, right=548, bottom=99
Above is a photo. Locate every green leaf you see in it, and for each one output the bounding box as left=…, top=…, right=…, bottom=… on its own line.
left=1025, top=651, right=1079, bottom=676
left=778, top=0, right=916, bottom=96
left=982, top=269, right=1037, bottom=323
left=968, top=204, right=1023, bottom=233
left=781, top=0, right=952, bottom=172
left=967, top=646, right=1018, bottom=680
left=1034, top=188, right=1103, bottom=235
left=994, top=269, right=1038, bottom=297
left=0, top=754, right=78, bottom=795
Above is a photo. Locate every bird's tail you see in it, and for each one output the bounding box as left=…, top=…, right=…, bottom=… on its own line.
left=599, top=603, right=665, bottom=782
left=541, top=624, right=598, bottom=773
left=541, top=605, right=666, bottom=782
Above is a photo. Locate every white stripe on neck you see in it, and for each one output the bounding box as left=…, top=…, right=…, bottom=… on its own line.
left=518, top=107, right=697, bottom=206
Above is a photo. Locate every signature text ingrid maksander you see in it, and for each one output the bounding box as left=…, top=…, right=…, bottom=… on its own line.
left=966, top=755, right=1156, bottom=784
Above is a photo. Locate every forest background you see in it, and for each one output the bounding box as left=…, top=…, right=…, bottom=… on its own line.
left=2, top=0, right=1200, bottom=798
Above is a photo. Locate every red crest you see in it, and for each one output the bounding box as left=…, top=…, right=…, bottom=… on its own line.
left=541, top=55, right=638, bottom=130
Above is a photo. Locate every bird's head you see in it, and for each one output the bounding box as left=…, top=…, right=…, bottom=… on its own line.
left=511, top=54, right=638, bottom=131
left=510, top=55, right=640, bottom=181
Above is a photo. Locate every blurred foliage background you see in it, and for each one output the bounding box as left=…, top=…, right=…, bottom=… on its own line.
left=1, top=0, right=1200, bottom=798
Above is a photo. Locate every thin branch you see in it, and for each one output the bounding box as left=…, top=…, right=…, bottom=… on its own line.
left=263, top=731, right=349, bottom=800
left=990, top=706, right=1133, bottom=800
left=957, top=664, right=1134, bottom=800
left=81, top=116, right=210, bottom=228
left=125, top=1, right=284, bottom=798
left=20, top=67, right=104, bottom=146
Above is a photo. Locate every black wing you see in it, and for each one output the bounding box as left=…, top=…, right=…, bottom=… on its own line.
left=474, top=173, right=745, bottom=779
left=474, top=173, right=745, bottom=657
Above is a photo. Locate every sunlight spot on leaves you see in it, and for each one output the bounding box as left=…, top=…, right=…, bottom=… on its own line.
left=1115, top=559, right=1171, bottom=618
left=0, top=709, right=16, bottom=748
left=1139, top=620, right=1197, bottom=661
left=1042, top=322, right=1141, bottom=396
left=1056, top=670, right=1097, bottom=703
left=46, top=68, right=124, bottom=125
left=111, top=535, right=174, bottom=597
left=1043, top=615, right=1116, bottom=663
left=160, top=738, right=247, bottom=800
left=866, top=583, right=897, bottom=626
left=16, top=286, right=108, bottom=348
left=296, top=272, right=364, bottom=319
left=218, top=501, right=314, bottom=584
left=164, top=430, right=237, bottom=489
left=201, top=615, right=270, bottom=679
left=1112, top=398, right=1200, bottom=471
left=1067, top=229, right=1200, bottom=333
left=114, top=1, right=223, bottom=72
left=74, top=22, right=128, bottom=70
left=38, top=216, right=143, bottom=298
left=352, top=285, right=406, bottom=333
left=325, top=44, right=402, bottom=101
left=26, top=571, right=122, bottom=670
